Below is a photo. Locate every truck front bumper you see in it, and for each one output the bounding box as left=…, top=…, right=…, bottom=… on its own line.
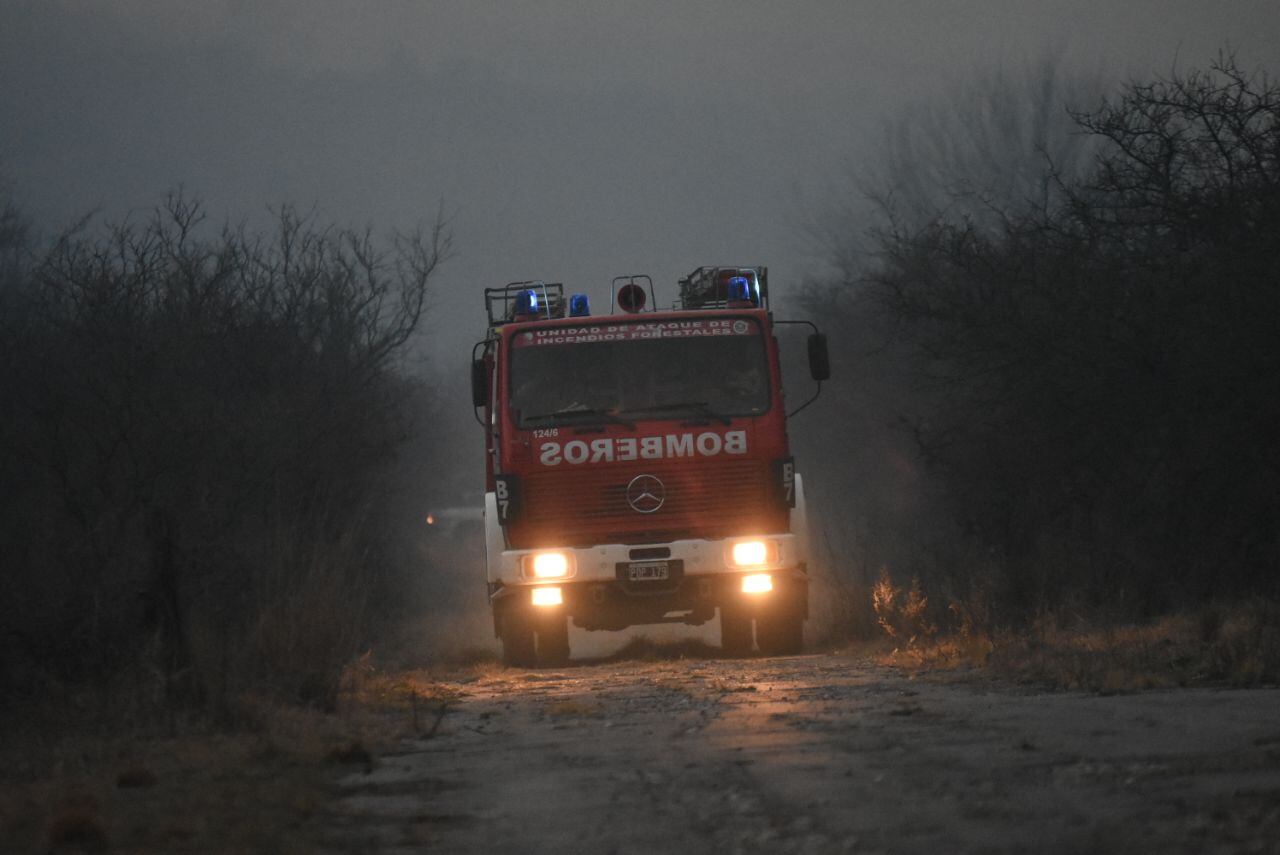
left=488, top=532, right=804, bottom=587
left=492, top=566, right=807, bottom=632
left=485, top=531, right=807, bottom=633
left=481, top=483, right=811, bottom=633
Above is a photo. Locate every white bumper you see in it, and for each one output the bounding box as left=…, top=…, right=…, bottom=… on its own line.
left=482, top=474, right=810, bottom=587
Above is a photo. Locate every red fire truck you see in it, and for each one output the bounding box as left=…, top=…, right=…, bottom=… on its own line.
left=471, top=267, right=829, bottom=666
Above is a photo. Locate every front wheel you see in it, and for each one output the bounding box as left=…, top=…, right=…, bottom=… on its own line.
left=500, top=611, right=537, bottom=667
left=720, top=606, right=753, bottom=655
left=756, top=612, right=803, bottom=656
left=536, top=615, right=570, bottom=667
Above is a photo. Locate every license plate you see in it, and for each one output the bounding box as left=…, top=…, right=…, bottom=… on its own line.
left=627, top=561, right=670, bottom=582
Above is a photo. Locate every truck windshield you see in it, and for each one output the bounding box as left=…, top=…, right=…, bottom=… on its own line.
left=508, top=319, right=770, bottom=428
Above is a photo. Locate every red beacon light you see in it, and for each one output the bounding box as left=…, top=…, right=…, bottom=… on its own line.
left=611, top=274, right=655, bottom=314
left=617, top=282, right=647, bottom=313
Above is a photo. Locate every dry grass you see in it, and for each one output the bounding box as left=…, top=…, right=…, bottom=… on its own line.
left=879, top=634, right=996, bottom=672
left=0, top=667, right=420, bottom=854
left=0, top=610, right=508, bottom=854
left=873, top=568, right=936, bottom=645
left=992, top=601, right=1280, bottom=692
left=1, top=722, right=338, bottom=853
left=879, top=600, right=1280, bottom=693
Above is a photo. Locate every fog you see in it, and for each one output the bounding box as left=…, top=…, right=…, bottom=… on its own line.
left=4, top=1, right=1280, bottom=361
left=4, top=2, right=1280, bottom=661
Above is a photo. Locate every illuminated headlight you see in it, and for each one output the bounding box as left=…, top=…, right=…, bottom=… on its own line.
left=742, top=574, right=773, bottom=594
left=728, top=539, right=778, bottom=568
left=523, top=551, right=574, bottom=579
left=531, top=586, right=563, bottom=607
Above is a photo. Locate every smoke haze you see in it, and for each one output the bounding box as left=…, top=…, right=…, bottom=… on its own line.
left=4, top=1, right=1279, bottom=356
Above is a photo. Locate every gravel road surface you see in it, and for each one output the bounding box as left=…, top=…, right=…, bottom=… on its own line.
left=322, top=654, right=1280, bottom=854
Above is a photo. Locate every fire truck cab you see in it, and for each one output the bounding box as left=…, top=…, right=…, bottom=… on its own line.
left=471, top=268, right=829, bottom=666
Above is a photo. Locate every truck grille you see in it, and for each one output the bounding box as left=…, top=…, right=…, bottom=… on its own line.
left=509, top=459, right=784, bottom=548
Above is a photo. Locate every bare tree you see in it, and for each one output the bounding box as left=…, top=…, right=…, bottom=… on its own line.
left=1, top=192, right=452, bottom=710
left=808, top=51, right=1109, bottom=282
left=802, top=52, right=1280, bottom=628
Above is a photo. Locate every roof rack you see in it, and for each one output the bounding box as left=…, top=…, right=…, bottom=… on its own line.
left=674, top=266, right=769, bottom=311
left=484, top=281, right=565, bottom=328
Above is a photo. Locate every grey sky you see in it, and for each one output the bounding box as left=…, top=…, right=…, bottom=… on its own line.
left=3, top=1, right=1279, bottom=356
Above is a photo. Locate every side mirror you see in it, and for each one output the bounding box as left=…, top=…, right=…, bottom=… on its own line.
left=471, top=359, right=488, bottom=408
left=807, top=333, right=830, bottom=382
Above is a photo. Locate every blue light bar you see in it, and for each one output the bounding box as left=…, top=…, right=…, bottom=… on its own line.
left=569, top=293, right=590, bottom=317
left=727, top=276, right=754, bottom=304
left=514, top=288, right=539, bottom=316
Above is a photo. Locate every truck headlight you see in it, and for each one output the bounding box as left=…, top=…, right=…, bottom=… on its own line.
left=727, top=539, right=778, bottom=568
left=522, top=551, right=574, bottom=580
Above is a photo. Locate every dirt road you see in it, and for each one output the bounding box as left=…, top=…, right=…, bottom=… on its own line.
left=322, top=654, right=1280, bottom=854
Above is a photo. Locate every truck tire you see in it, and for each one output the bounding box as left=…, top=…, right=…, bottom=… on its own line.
left=536, top=616, right=571, bottom=667
left=756, top=612, right=803, bottom=656
left=720, top=606, right=753, bottom=655
left=500, top=612, right=537, bottom=668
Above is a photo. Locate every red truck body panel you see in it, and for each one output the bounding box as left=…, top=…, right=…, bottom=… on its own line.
left=487, top=307, right=791, bottom=550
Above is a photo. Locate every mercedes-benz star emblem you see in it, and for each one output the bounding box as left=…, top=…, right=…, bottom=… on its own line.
left=626, top=474, right=666, bottom=514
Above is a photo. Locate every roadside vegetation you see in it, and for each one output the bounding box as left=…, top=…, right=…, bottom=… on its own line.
left=800, top=52, right=1280, bottom=679
left=0, top=190, right=457, bottom=849
left=0, top=652, right=478, bottom=853
left=0, top=192, right=452, bottom=715
left=871, top=571, right=1280, bottom=691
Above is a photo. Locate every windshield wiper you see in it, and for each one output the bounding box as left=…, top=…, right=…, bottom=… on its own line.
left=620, top=401, right=732, bottom=425
left=522, top=407, right=636, bottom=428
